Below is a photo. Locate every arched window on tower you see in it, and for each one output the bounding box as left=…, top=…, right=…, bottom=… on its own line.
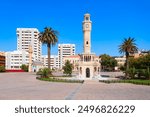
left=86, top=41, right=88, bottom=45
left=86, top=17, right=89, bottom=21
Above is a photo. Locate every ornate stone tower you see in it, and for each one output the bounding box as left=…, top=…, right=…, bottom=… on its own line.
left=78, top=13, right=100, bottom=79
left=83, top=13, right=92, bottom=53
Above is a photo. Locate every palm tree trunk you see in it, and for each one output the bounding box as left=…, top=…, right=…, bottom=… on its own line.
left=47, top=43, right=51, bottom=69
left=125, top=52, right=129, bottom=79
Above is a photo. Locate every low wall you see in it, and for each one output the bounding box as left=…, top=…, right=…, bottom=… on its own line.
left=6, top=70, right=25, bottom=72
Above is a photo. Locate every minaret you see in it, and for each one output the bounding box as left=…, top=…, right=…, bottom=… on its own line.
left=82, top=13, right=92, bottom=53
left=28, top=45, right=33, bottom=72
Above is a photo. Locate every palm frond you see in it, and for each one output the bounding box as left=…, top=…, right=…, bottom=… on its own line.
left=118, top=37, right=138, bottom=55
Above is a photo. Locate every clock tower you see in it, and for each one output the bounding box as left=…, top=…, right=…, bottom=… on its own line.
left=83, top=13, right=92, bottom=53
left=78, top=13, right=101, bottom=79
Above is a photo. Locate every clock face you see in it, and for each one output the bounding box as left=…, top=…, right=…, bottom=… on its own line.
left=86, top=24, right=89, bottom=28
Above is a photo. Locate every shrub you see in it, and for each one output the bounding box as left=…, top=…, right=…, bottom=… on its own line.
left=142, top=68, right=150, bottom=80
left=127, top=67, right=136, bottom=79
left=125, top=68, right=150, bottom=80
left=119, top=65, right=125, bottom=71
left=99, top=79, right=150, bottom=86
left=20, top=64, right=28, bottom=72
left=37, top=77, right=84, bottom=83
left=0, top=66, right=6, bottom=72
left=37, top=68, right=52, bottom=78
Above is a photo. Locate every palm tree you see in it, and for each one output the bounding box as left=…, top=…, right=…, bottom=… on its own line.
left=39, top=27, right=58, bottom=69
left=119, top=37, right=138, bottom=78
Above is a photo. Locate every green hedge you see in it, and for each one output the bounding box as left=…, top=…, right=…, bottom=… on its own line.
left=37, top=77, right=84, bottom=84
left=99, top=79, right=150, bottom=86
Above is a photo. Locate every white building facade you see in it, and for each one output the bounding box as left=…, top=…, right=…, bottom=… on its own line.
left=42, top=55, right=59, bottom=69
left=16, top=28, right=41, bottom=61
left=5, top=50, right=30, bottom=70
left=115, top=56, right=126, bottom=67
left=58, top=44, right=75, bottom=69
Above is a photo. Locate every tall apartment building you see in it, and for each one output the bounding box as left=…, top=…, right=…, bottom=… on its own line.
left=58, top=44, right=75, bottom=69
left=16, top=28, right=41, bottom=61
left=5, top=50, right=30, bottom=69
left=42, top=55, right=59, bottom=69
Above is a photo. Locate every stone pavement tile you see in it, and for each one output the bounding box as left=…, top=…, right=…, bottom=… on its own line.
left=0, top=73, right=81, bottom=100
left=0, top=73, right=150, bottom=100
left=73, top=81, right=150, bottom=100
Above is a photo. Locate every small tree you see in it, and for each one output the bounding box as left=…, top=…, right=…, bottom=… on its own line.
left=21, top=64, right=28, bottom=72
left=99, top=54, right=117, bottom=71
left=63, top=60, right=72, bottom=76
left=0, top=66, right=5, bottom=72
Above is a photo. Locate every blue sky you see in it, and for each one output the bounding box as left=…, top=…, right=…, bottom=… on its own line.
left=0, top=0, right=149, bottom=56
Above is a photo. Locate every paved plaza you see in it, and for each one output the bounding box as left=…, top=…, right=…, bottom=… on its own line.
left=0, top=72, right=150, bottom=100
